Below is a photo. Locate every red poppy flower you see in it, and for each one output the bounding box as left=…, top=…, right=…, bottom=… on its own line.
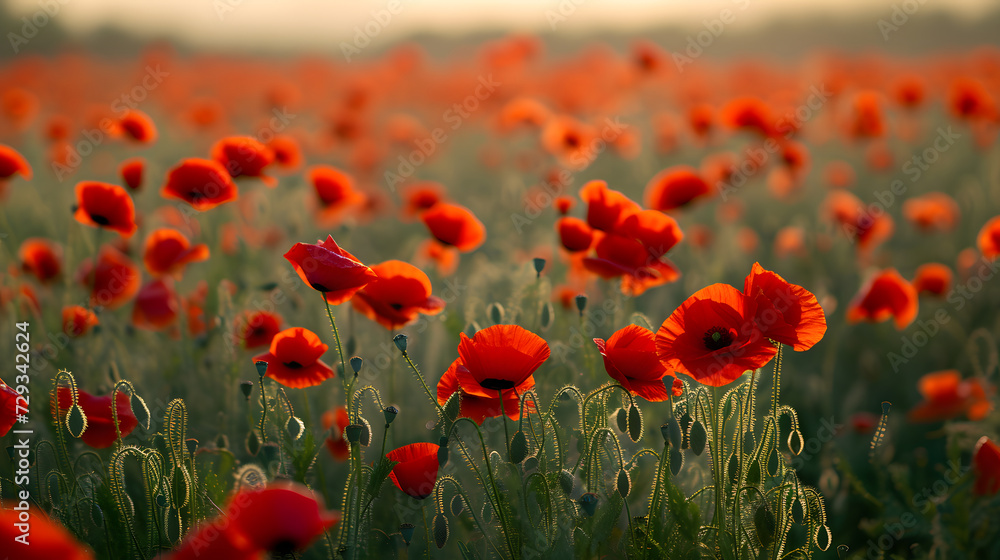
left=541, top=115, right=596, bottom=164
left=387, top=442, right=441, bottom=499
left=656, top=284, right=777, bottom=387
left=161, top=158, right=239, bottom=211
left=743, top=262, right=826, bottom=351
left=73, top=181, right=137, bottom=238
left=687, top=103, right=714, bottom=137
left=594, top=325, right=672, bottom=401
left=555, top=196, right=575, bottom=215
left=557, top=217, right=595, bottom=252
left=582, top=234, right=680, bottom=296
left=912, top=263, right=953, bottom=296
left=824, top=161, right=855, bottom=189
left=774, top=226, right=807, bottom=259
left=580, top=180, right=640, bottom=233
left=120, top=157, right=145, bottom=190
left=227, top=481, right=340, bottom=554
left=283, top=235, right=378, bottom=304
left=77, top=245, right=141, bottom=310
left=720, top=97, right=775, bottom=136
left=322, top=407, right=350, bottom=461
left=977, top=215, right=1000, bottom=260
left=436, top=357, right=534, bottom=424
left=252, top=327, right=334, bottom=389
left=973, top=437, right=1000, bottom=496
left=132, top=278, right=180, bottom=331
left=308, top=165, right=364, bottom=222
left=63, top=305, right=99, bottom=337
left=55, top=387, right=138, bottom=449
left=235, top=310, right=283, bottom=349
left=644, top=166, right=712, bottom=211
left=619, top=209, right=684, bottom=256
left=18, top=237, right=62, bottom=283
left=949, top=77, right=996, bottom=121
left=0, top=508, right=94, bottom=560
left=401, top=181, right=447, bottom=220
left=211, top=136, right=277, bottom=186
left=414, top=239, right=459, bottom=277
left=0, top=144, right=32, bottom=181
left=498, top=97, right=551, bottom=131
left=1, top=377, right=23, bottom=437
left=421, top=202, right=486, bottom=252
left=457, top=324, right=549, bottom=391
left=268, top=134, right=303, bottom=171
left=893, top=74, right=926, bottom=109
left=850, top=412, right=878, bottom=434
left=142, top=228, right=210, bottom=278
left=181, top=282, right=210, bottom=337
left=118, top=109, right=158, bottom=144
left=351, top=260, right=445, bottom=330
left=847, top=91, right=886, bottom=139
left=903, top=192, right=960, bottom=232
left=908, top=370, right=993, bottom=423
left=846, top=268, right=918, bottom=330
left=823, top=191, right=894, bottom=252
left=170, top=519, right=260, bottom=560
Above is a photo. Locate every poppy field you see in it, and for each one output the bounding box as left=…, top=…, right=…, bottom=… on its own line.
left=2, top=17, right=1000, bottom=560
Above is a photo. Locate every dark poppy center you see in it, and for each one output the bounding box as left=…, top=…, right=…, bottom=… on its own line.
left=702, top=326, right=734, bottom=351
left=270, top=538, right=297, bottom=555
left=283, top=361, right=303, bottom=369
left=564, top=134, right=581, bottom=148
left=90, top=214, right=110, bottom=225
left=479, top=378, right=516, bottom=391
left=311, top=282, right=330, bottom=292
left=389, top=303, right=404, bottom=311
left=187, top=191, right=204, bottom=201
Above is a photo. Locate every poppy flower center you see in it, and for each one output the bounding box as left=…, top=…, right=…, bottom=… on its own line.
left=311, top=283, right=330, bottom=292
left=702, top=326, right=734, bottom=351
left=479, top=378, right=516, bottom=391
left=389, top=303, right=404, bottom=311
left=564, top=134, right=581, bottom=148
left=271, top=539, right=297, bottom=555
left=90, top=213, right=110, bottom=225
left=283, top=361, right=303, bottom=369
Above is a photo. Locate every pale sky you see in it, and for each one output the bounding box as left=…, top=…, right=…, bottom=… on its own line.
left=5, top=0, right=995, bottom=51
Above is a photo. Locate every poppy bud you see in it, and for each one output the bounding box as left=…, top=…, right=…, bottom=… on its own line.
left=558, top=469, right=574, bottom=494
left=246, top=430, right=261, bottom=456
left=509, top=430, right=528, bottom=464
left=727, top=454, right=739, bottom=485
left=66, top=404, right=88, bottom=439
left=669, top=445, right=683, bottom=475
left=384, top=405, right=399, bottom=425
left=540, top=302, right=553, bottom=331
left=482, top=502, right=493, bottom=523
left=345, top=424, right=363, bottom=443
left=747, top=460, right=761, bottom=485
left=393, top=333, right=408, bottom=354
left=260, top=442, right=280, bottom=464
left=254, top=360, right=268, bottom=378
left=131, top=393, right=151, bottom=430
left=524, top=455, right=538, bottom=471
left=679, top=412, right=692, bottom=449
left=185, top=438, right=198, bottom=455
left=240, top=380, right=253, bottom=400
left=533, top=257, right=546, bottom=277
left=350, top=356, right=363, bottom=375
left=90, top=502, right=104, bottom=527
left=438, top=436, right=449, bottom=467
left=690, top=420, right=707, bottom=455
left=488, top=302, right=505, bottom=325
left=628, top=405, right=642, bottom=443
left=615, top=408, right=628, bottom=432
left=286, top=416, right=305, bottom=440
left=359, top=418, right=372, bottom=446
left=433, top=513, right=449, bottom=548
left=578, top=492, right=599, bottom=516
left=754, top=502, right=776, bottom=549
left=574, top=294, right=587, bottom=315
left=399, top=523, right=415, bottom=546
left=450, top=495, right=464, bottom=516
left=616, top=469, right=631, bottom=497
left=215, top=434, right=229, bottom=450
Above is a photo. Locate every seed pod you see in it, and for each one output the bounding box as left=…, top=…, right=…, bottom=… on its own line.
left=669, top=446, right=683, bottom=476
left=215, top=434, right=229, bottom=450
left=450, top=495, right=464, bottom=516
left=254, top=360, right=268, bottom=377
left=393, top=333, right=408, bottom=353
left=689, top=421, right=707, bottom=456
left=679, top=412, right=692, bottom=449
left=433, top=513, right=449, bottom=548
left=350, top=356, right=363, bottom=375
left=540, top=302, right=553, bottom=330
left=578, top=492, right=599, bottom=517
left=628, top=405, right=642, bottom=443
left=240, top=380, right=253, bottom=400
left=345, top=424, right=363, bottom=443
left=574, top=294, right=587, bottom=314
left=615, top=408, right=628, bottom=432
left=754, top=502, right=776, bottom=549
left=509, top=430, right=528, bottom=464
left=616, top=469, right=631, bottom=498
left=488, top=302, right=505, bottom=325
left=558, top=469, right=574, bottom=494
left=399, top=523, right=415, bottom=546
left=383, top=405, right=399, bottom=425
left=245, top=430, right=261, bottom=456
left=533, top=257, right=546, bottom=277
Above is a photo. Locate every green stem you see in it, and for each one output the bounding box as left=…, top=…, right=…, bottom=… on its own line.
left=499, top=388, right=512, bottom=461
left=712, top=385, right=725, bottom=550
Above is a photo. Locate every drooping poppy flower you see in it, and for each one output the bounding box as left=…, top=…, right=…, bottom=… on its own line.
left=307, top=165, right=364, bottom=222
left=252, top=327, right=334, bottom=389
left=656, top=283, right=777, bottom=387
left=117, top=109, right=158, bottom=144
left=267, top=134, right=303, bottom=171
left=846, top=268, right=918, bottom=330
left=743, top=262, right=827, bottom=351
left=142, top=228, right=210, bottom=278
left=54, top=386, right=138, bottom=449
left=457, top=324, right=549, bottom=392
left=912, top=263, right=953, bottom=296
left=414, top=238, right=459, bottom=277
left=170, top=518, right=261, bottom=560
left=719, top=97, right=775, bottom=137
left=847, top=91, right=886, bottom=139
left=162, top=158, right=239, bottom=211
left=644, top=166, right=712, bottom=211
left=401, top=181, right=447, bottom=220
left=63, top=305, right=99, bottom=337
left=351, top=260, right=445, bottom=330
left=594, top=325, right=672, bottom=401
left=973, top=436, right=1000, bottom=496
left=557, top=217, right=595, bottom=253
left=421, top=202, right=486, bottom=252
left=977, top=215, right=1000, bottom=260
left=119, top=157, right=145, bottom=190
left=77, top=245, right=141, bottom=310
left=908, top=370, right=993, bottom=423
left=436, top=357, right=533, bottom=424
left=579, top=180, right=640, bottom=233
left=18, top=238, right=62, bottom=283
left=0, top=144, right=32, bottom=181
left=823, top=191, right=894, bottom=252
left=322, top=406, right=350, bottom=461
left=0, top=508, right=95, bottom=560
left=211, top=135, right=277, bottom=186
left=582, top=234, right=680, bottom=296
left=903, top=192, right=960, bottom=232
left=132, top=278, right=180, bottom=331
left=235, top=310, right=284, bottom=349
left=227, top=481, right=340, bottom=554
left=1, top=377, right=23, bottom=437
left=73, top=181, right=137, bottom=238
left=283, top=235, right=378, bottom=305
left=386, top=442, right=441, bottom=499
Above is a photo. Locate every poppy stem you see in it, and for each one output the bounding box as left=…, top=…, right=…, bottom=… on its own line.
left=259, top=374, right=268, bottom=444
left=711, top=385, right=725, bottom=551
left=400, top=350, right=448, bottom=421
left=498, top=388, right=512, bottom=461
